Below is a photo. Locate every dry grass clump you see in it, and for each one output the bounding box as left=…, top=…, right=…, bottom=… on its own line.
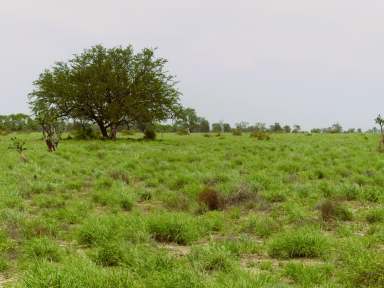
left=225, top=184, right=259, bottom=207
left=109, top=170, right=129, bottom=184
left=198, top=187, right=224, bottom=211
left=318, top=200, right=353, bottom=222
left=198, top=184, right=260, bottom=212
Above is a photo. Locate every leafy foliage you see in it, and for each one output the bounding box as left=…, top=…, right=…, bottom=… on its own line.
left=29, top=45, right=181, bottom=139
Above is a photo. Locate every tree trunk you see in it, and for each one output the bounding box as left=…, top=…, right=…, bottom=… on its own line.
left=97, top=122, right=109, bottom=139
left=110, top=124, right=117, bottom=141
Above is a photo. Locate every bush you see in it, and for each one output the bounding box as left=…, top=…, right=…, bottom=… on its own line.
left=250, top=131, right=271, bottom=140
left=268, top=228, right=329, bottom=259
left=198, top=187, right=223, bottom=211
left=144, top=128, right=156, bottom=140
left=73, top=124, right=99, bottom=140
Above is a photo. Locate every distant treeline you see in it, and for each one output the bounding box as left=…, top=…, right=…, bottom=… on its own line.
left=0, top=114, right=40, bottom=131
left=0, top=113, right=378, bottom=134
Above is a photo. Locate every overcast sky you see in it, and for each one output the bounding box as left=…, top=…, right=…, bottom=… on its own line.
left=1, top=0, right=384, bottom=129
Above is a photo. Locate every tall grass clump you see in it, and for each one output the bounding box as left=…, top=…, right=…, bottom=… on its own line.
left=24, top=237, right=62, bottom=262
left=268, top=228, right=330, bottom=259
left=318, top=200, right=353, bottom=222
left=339, top=240, right=384, bottom=287
left=147, top=213, right=201, bottom=245
left=189, top=245, right=234, bottom=273
left=365, top=208, right=384, bottom=223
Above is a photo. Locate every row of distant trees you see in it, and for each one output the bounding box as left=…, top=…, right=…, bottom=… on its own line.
left=0, top=112, right=378, bottom=135
left=0, top=114, right=39, bottom=131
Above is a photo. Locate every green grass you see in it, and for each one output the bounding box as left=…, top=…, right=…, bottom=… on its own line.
left=1, top=132, right=384, bottom=287
left=267, top=228, right=330, bottom=259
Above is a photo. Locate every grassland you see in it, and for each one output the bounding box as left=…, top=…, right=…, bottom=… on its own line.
left=0, top=132, right=384, bottom=287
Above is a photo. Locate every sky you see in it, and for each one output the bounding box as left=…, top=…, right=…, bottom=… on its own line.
left=1, top=0, right=384, bottom=130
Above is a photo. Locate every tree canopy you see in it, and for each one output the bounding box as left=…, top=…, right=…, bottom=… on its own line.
left=29, top=45, right=182, bottom=139
left=174, top=108, right=210, bottom=133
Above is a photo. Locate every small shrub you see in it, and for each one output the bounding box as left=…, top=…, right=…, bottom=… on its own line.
left=144, top=128, right=156, bottom=140
left=9, top=137, right=27, bottom=154
left=268, top=228, right=329, bottom=259
left=197, top=187, right=223, bottom=211
left=73, top=124, right=99, bottom=140
left=9, top=137, right=27, bottom=161
left=250, top=131, right=271, bottom=140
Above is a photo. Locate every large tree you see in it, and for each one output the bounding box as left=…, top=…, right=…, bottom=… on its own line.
left=29, top=45, right=181, bottom=139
